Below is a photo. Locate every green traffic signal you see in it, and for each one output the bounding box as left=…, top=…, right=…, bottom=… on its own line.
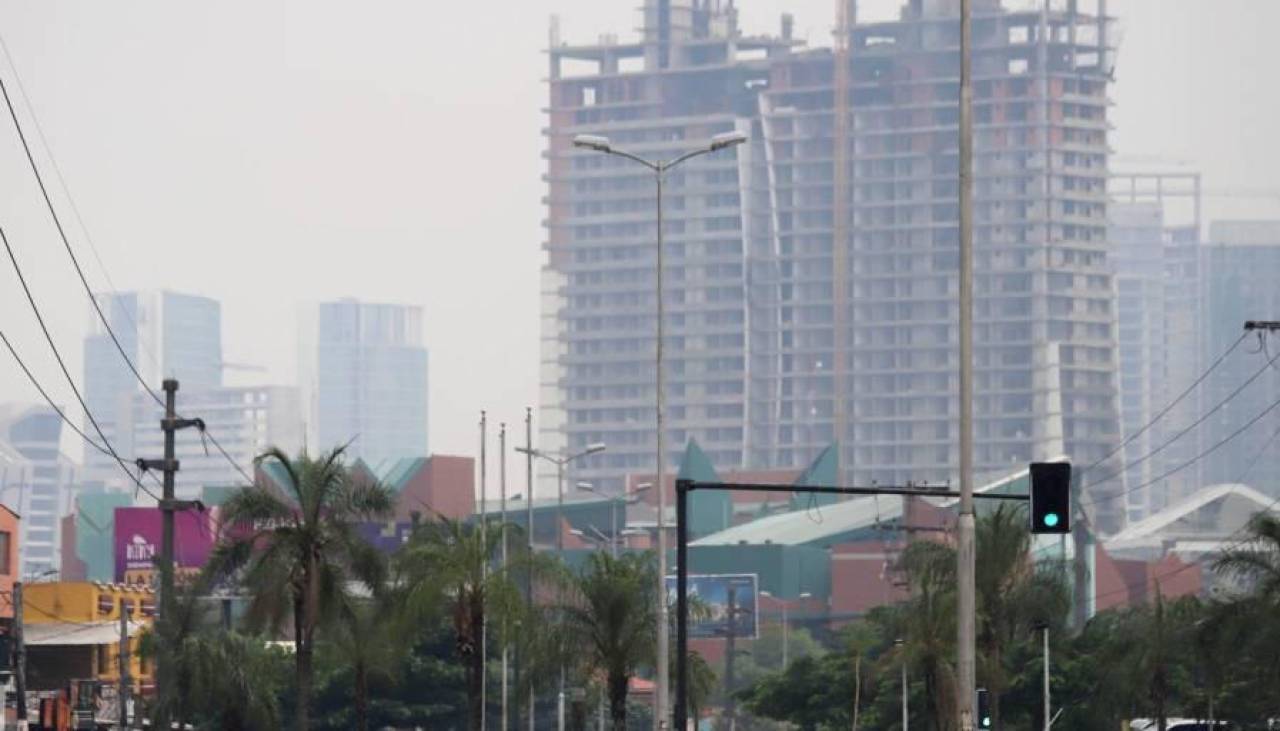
left=1043, top=512, right=1059, bottom=528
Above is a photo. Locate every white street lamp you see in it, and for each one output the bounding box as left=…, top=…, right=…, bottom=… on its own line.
left=514, top=442, right=608, bottom=731
left=572, top=130, right=747, bottom=730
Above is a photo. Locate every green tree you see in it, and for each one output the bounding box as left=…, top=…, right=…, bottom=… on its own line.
left=394, top=517, right=534, bottom=731
left=324, top=598, right=405, bottom=731
left=974, top=503, right=1071, bottom=730
left=207, top=446, right=394, bottom=731
left=897, top=540, right=958, bottom=731
left=143, top=573, right=290, bottom=729
left=561, top=551, right=657, bottom=730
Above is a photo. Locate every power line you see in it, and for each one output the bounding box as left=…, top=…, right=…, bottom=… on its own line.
left=0, top=32, right=161, bottom=377
left=0, top=74, right=165, bottom=411
left=1089, top=489, right=1280, bottom=608
left=1080, top=331, right=1250, bottom=477
left=0, top=226, right=158, bottom=502
left=0, top=329, right=164, bottom=500
left=1083, top=386, right=1280, bottom=509
left=1084, top=341, right=1280, bottom=494
left=0, top=330, right=108, bottom=458
left=0, top=70, right=254, bottom=487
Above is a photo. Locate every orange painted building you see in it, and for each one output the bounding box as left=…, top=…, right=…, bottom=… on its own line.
left=23, top=582, right=155, bottom=693
left=0, top=504, right=20, bottom=621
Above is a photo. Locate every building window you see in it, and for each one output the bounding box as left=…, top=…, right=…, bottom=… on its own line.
left=0, top=532, right=10, bottom=575
left=97, top=644, right=110, bottom=675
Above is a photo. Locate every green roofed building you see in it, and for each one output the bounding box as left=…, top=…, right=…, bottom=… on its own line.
left=72, top=492, right=133, bottom=581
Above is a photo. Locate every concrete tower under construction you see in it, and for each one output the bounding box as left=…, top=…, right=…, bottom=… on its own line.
left=541, top=0, right=1124, bottom=530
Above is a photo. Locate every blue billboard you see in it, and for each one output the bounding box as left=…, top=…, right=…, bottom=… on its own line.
left=665, top=573, right=758, bottom=639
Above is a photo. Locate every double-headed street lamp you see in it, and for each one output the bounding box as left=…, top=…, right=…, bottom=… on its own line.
left=513, top=441, right=605, bottom=731
left=577, top=481, right=651, bottom=557
left=758, top=591, right=811, bottom=667
left=572, top=129, right=747, bottom=729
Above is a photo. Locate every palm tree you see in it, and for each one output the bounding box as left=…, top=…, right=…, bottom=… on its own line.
left=1208, top=512, right=1280, bottom=716
left=685, top=649, right=717, bottom=727
left=328, top=597, right=405, bottom=731
left=974, top=503, right=1070, bottom=730
left=842, top=620, right=881, bottom=731
left=394, top=517, right=535, bottom=731
left=207, top=446, right=394, bottom=731
left=896, top=540, right=958, bottom=731
left=561, top=551, right=657, bottom=731
left=1214, top=512, right=1280, bottom=602
left=143, top=570, right=288, bottom=729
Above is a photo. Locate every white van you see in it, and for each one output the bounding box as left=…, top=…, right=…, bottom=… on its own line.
left=1129, top=720, right=1233, bottom=731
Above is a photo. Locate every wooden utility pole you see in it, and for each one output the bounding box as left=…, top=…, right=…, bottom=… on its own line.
left=138, top=379, right=200, bottom=709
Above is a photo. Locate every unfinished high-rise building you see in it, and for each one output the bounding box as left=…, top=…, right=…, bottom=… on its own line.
left=542, top=0, right=1124, bottom=530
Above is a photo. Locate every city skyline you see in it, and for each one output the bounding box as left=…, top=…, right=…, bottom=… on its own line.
left=0, top=1, right=1276, bottom=462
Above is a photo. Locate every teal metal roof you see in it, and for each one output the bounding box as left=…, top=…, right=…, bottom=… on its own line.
left=379, top=457, right=427, bottom=493
left=75, top=492, right=133, bottom=581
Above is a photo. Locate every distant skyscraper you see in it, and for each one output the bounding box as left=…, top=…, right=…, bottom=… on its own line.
left=299, top=300, right=428, bottom=467
left=83, top=290, right=222, bottom=491
left=1108, top=173, right=1203, bottom=523
left=0, top=404, right=80, bottom=577
left=1201, top=221, right=1280, bottom=496
left=543, top=0, right=1123, bottom=529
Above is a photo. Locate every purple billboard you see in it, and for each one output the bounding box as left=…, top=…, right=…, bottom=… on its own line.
left=114, top=507, right=215, bottom=584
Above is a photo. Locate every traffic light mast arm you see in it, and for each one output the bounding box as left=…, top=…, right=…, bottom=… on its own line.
left=683, top=481, right=1029, bottom=501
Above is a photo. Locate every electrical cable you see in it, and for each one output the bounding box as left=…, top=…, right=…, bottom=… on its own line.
left=1084, top=341, right=1280, bottom=494
left=0, top=75, right=164, bottom=411
left=1089, top=485, right=1280, bottom=608
left=0, top=329, right=109, bottom=458
left=0, top=226, right=158, bottom=502
left=0, top=72, right=256, bottom=488
left=1083, top=387, right=1280, bottom=509
left=0, top=32, right=161, bottom=378
left=1080, top=331, right=1250, bottom=477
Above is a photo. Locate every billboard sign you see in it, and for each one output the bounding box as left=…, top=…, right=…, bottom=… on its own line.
left=113, top=507, right=215, bottom=585
left=665, top=573, right=758, bottom=639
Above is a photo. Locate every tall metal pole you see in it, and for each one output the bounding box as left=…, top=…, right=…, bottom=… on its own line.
left=1042, top=626, right=1050, bottom=731
left=119, top=599, right=130, bottom=730
left=956, top=0, right=977, bottom=727
left=610, top=497, right=618, bottom=559
left=781, top=602, right=789, bottom=667
left=525, top=408, right=536, bottom=731
left=654, top=162, right=670, bottom=731
left=480, top=411, right=488, bottom=731
left=13, top=581, right=25, bottom=730
left=500, top=423, right=509, bottom=731
left=901, top=647, right=909, bottom=731
left=557, top=459, right=566, bottom=731
left=673, top=481, right=689, bottom=731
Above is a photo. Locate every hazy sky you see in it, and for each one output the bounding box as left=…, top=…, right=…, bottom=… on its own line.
left=0, top=1, right=1277, bottom=462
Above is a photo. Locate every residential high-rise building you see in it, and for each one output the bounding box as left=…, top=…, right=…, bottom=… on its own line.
left=83, top=290, right=222, bottom=491
left=299, top=300, right=428, bottom=468
left=543, top=0, right=1123, bottom=529
left=1201, top=220, right=1280, bottom=497
left=1108, top=173, right=1203, bottom=523
left=0, top=404, right=80, bottom=577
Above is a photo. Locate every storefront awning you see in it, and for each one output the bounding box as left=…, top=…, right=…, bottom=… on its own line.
left=24, top=621, right=144, bottom=646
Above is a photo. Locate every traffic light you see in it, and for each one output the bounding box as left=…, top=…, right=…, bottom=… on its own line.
left=976, top=688, right=992, bottom=729
left=1029, top=461, right=1071, bottom=535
